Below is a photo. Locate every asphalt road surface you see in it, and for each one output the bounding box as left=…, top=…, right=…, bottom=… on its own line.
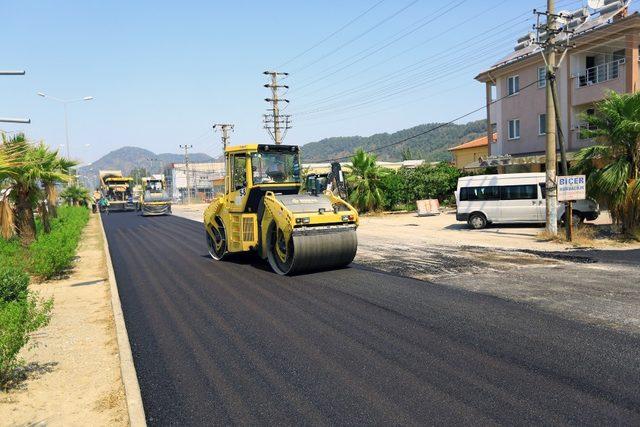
left=102, top=212, right=640, bottom=425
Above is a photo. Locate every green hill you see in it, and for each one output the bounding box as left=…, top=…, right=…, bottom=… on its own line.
left=301, top=120, right=486, bottom=162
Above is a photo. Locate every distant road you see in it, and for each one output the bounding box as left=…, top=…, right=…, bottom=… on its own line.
left=102, top=212, right=640, bottom=425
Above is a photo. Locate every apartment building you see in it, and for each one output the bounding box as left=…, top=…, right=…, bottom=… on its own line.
left=474, top=0, right=638, bottom=172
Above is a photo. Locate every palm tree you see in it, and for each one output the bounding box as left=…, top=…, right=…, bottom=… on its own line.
left=43, top=155, right=76, bottom=219
left=347, top=149, right=386, bottom=212
left=573, top=91, right=640, bottom=235
left=60, top=185, right=91, bottom=206
left=0, top=140, right=24, bottom=239
left=0, top=134, right=72, bottom=244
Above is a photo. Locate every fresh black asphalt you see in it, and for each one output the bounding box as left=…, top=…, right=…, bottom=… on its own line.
left=102, top=212, right=640, bottom=425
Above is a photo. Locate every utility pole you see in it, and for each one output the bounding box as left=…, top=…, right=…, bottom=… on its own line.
left=263, top=71, right=291, bottom=145
left=1, top=70, right=30, bottom=124
left=213, top=123, right=234, bottom=149
left=180, top=144, right=193, bottom=205
left=545, top=1, right=558, bottom=235
left=534, top=1, right=580, bottom=237
left=534, top=1, right=559, bottom=235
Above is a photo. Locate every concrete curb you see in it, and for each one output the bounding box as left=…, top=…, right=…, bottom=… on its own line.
left=98, top=214, right=147, bottom=427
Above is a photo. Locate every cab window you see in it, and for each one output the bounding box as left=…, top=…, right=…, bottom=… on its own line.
left=232, top=155, right=247, bottom=191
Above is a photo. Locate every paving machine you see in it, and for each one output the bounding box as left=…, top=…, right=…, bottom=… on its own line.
left=99, top=170, right=136, bottom=212
left=203, top=144, right=359, bottom=275
left=140, top=175, right=172, bottom=216
left=305, top=161, right=349, bottom=200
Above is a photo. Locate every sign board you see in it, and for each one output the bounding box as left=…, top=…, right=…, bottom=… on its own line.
left=558, top=175, right=586, bottom=201
left=416, top=199, right=440, bottom=216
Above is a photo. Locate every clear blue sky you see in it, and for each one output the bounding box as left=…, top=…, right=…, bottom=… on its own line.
left=2, top=0, right=611, bottom=164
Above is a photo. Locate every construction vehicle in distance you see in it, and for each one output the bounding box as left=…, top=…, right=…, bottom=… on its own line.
left=139, top=174, right=172, bottom=216
left=305, top=161, right=349, bottom=200
left=99, top=170, right=136, bottom=212
left=203, top=144, right=359, bottom=275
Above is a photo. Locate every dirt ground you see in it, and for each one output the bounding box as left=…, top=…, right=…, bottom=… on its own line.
left=173, top=203, right=640, bottom=335
left=0, top=214, right=128, bottom=426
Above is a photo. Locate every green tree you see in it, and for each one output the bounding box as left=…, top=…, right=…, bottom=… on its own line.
left=573, top=91, right=640, bottom=235
left=347, top=149, right=387, bottom=212
left=43, top=156, right=75, bottom=220
left=60, top=185, right=91, bottom=206
left=0, top=135, right=72, bottom=244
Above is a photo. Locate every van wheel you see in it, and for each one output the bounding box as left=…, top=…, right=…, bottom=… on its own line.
left=468, top=213, right=487, bottom=229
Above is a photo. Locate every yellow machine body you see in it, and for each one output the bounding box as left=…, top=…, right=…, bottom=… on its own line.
left=99, top=170, right=136, bottom=211
left=203, top=144, right=359, bottom=275
left=140, top=175, right=172, bottom=216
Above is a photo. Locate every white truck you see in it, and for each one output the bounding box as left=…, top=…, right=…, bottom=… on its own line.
left=455, top=173, right=600, bottom=229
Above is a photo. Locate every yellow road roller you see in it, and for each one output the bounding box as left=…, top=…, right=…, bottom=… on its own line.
left=203, top=144, right=359, bottom=275
left=140, top=175, right=172, bottom=216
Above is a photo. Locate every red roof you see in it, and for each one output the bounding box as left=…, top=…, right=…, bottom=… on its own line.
left=448, top=134, right=495, bottom=151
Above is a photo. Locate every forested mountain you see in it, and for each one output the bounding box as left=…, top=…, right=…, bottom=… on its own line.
left=301, top=120, right=486, bottom=162
left=79, top=146, right=214, bottom=176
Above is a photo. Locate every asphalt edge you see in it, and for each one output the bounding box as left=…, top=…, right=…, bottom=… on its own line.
left=98, top=213, right=147, bottom=427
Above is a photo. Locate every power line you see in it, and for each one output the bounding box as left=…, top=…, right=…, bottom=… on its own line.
left=289, top=0, right=613, bottom=121
left=276, top=0, right=387, bottom=68
left=292, top=0, right=420, bottom=73
left=292, top=0, right=472, bottom=91
left=290, top=0, right=585, bottom=101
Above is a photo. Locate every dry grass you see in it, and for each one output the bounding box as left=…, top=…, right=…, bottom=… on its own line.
left=537, top=225, right=598, bottom=247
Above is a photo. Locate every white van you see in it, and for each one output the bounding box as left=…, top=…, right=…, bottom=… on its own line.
left=455, top=173, right=600, bottom=229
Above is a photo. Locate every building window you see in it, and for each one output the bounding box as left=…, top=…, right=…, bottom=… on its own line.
left=538, top=67, right=546, bottom=88
left=539, top=114, right=546, bottom=135
left=507, top=75, right=520, bottom=95
left=508, top=119, right=520, bottom=140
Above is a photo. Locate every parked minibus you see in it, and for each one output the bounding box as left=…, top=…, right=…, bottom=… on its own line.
left=455, top=173, right=599, bottom=229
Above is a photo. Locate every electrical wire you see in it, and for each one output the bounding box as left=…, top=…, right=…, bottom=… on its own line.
left=292, top=0, right=420, bottom=73
left=276, top=0, right=387, bottom=69
left=313, top=78, right=541, bottom=163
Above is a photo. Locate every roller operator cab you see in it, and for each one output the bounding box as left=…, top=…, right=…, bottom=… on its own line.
left=203, top=144, right=359, bottom=275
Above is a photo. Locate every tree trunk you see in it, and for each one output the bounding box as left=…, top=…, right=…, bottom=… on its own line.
left=40, top=200, right=51, bottom=234
left=0, top=197, right=15, bottom=240
left=45, top=182, right=58, bottom=218
left=14, top=189, right=36, bottom=246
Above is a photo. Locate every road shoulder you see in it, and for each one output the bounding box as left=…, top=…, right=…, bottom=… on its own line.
left=0, top=213, right=128, bottom=426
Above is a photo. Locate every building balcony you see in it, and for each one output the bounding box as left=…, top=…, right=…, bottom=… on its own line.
left=572, top=59, right=627, bottom=106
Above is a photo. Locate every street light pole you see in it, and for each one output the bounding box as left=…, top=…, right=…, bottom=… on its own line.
left=63, top=103, right=70, bottom=158
left=37, top=93, right=93, bottom=159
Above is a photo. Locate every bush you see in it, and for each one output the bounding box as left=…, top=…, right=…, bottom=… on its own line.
left=0, top=267, right=29, bottom=303
left=0, top=296, right=52, bottom=388
left=29, top=206, right=89, bottom=279
left=378, top=162, right=463, bottom=211
left=0, top=238, right=23, bottom=270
